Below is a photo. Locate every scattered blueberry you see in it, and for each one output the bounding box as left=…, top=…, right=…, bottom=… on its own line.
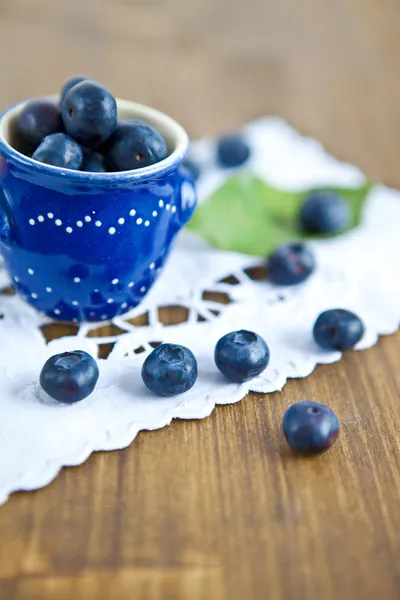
left=62, top=81, right=117, bottom=148
left=60, top=75, right=89, bottom=104
left=32, top=133, right=83, bottom=170
left=300, top=191, right=350, bottom=234
left=182, top=158, right=201, bottom=181
left=268, top=242, right=315, bottom=285
left=105, top=121, right=167, bottom=172
left=141, top=343, right=198, bottom=396
left=40, top=350, right=99, bottom=404
left=17, top=99, right=63, bottom=147
left=214, top=330, right=269, bottom=383
left=283, top=400, right=340, bottom=454
left=313, top=309, right=364, bottom=351
left=82, top=151, right=106, bottom=172
left=216, top=134, right=250, bottom=168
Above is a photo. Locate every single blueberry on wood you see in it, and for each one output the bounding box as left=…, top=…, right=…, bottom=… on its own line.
left=214, top=330, right=269, bottom=383
left=216, top=134, right=250, bottom=168
left=300, top=191, right=350, bottom=234
left=313, top=309, right=364, bottom=351
left=141, top=344, right=198, bottom=396
left=283, top=400, right=340, bottom=454
left=60, top=75, right=89, bottom=104
left=32, top=133, right=83, bottom=170
left=40, top=350, right=99, bottom=404
left=17, top=99, right=63, bottom=147
left=62, top=81, right=117, bottom=148
left=82, top=151, right=106, bottom=172
left=105, top=121, right=167, bottom=172
left=268, top=242, right=315, bottom=285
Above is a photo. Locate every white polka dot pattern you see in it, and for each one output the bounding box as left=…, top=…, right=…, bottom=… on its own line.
left=23, top=193, right=177, bottom=245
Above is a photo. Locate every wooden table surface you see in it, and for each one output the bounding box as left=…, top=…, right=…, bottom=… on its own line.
left=1, top=1, right=400, bottom=598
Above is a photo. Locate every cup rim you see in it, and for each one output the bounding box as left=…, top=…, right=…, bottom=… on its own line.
left=0, top=96, right=189, bottom=183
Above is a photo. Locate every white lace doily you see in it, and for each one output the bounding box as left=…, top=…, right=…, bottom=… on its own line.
left=0, top=117, right=399, bottom=504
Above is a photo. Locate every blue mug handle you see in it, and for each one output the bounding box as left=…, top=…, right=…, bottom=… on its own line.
left=0, top=188, right=10, bottom=243
left=176, top=165, right=197, bottom=228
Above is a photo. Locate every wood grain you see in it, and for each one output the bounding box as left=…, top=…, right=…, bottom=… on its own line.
left=1, top=0, right=400, bottom=598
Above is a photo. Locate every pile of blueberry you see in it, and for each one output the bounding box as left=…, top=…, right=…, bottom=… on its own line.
left=16, top=76, right=167, bottom=172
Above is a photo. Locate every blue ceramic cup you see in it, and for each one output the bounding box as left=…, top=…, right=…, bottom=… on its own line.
left=0, top=97, right=196, bottom=322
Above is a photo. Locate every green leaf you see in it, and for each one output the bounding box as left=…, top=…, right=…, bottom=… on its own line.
left=187, top=173, right=372, bottom=256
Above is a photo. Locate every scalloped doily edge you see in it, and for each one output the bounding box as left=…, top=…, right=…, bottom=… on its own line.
left=1, top=319, right=396, bottom=505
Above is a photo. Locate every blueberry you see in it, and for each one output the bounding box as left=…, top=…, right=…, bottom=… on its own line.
left=17, top=99, right=63, bottom=147
left=216, top=134, right=250, bottom=168
left=268, top=242, right=315, bottom=285
left=60, top=75, right=89, bottom=104
left=40, top=350, right=99, bottom=404
left=82, top=151, right=106, bottom=172
left=182, top=158, right=201, bottom=181
left=97, top=118, right=144, bottom=154
left=300, top=191, right=350, bottom=234
left=313, top=309, right=364, bottom=351
left=215, top=330, right=269, bottom=383
left=283, top=400, right=340, bottom=454
left=105, top=121, right=167, bottom=172
left=121, top=118, right=147, bottom=125
left=32, top=133, right=83, bottom=170
left=62, top=81, right=117, bottom=148
left=141, top=343, right=198, bottom=396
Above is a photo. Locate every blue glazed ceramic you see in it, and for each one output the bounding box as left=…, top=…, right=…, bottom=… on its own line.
left=0, top=97, right=196, bottom=322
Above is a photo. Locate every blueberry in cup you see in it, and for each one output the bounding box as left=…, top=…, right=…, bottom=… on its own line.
left=81, top=151, right=107, bottom=173
left=32, top=133, right=83, bottom=170
left=105, top=121, right=168, bottom=172
left=61, top=80, right=118, bottom=148
left=60, top=75, right=90, bottom=104
left=17, top=99, right=64, bottom=147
